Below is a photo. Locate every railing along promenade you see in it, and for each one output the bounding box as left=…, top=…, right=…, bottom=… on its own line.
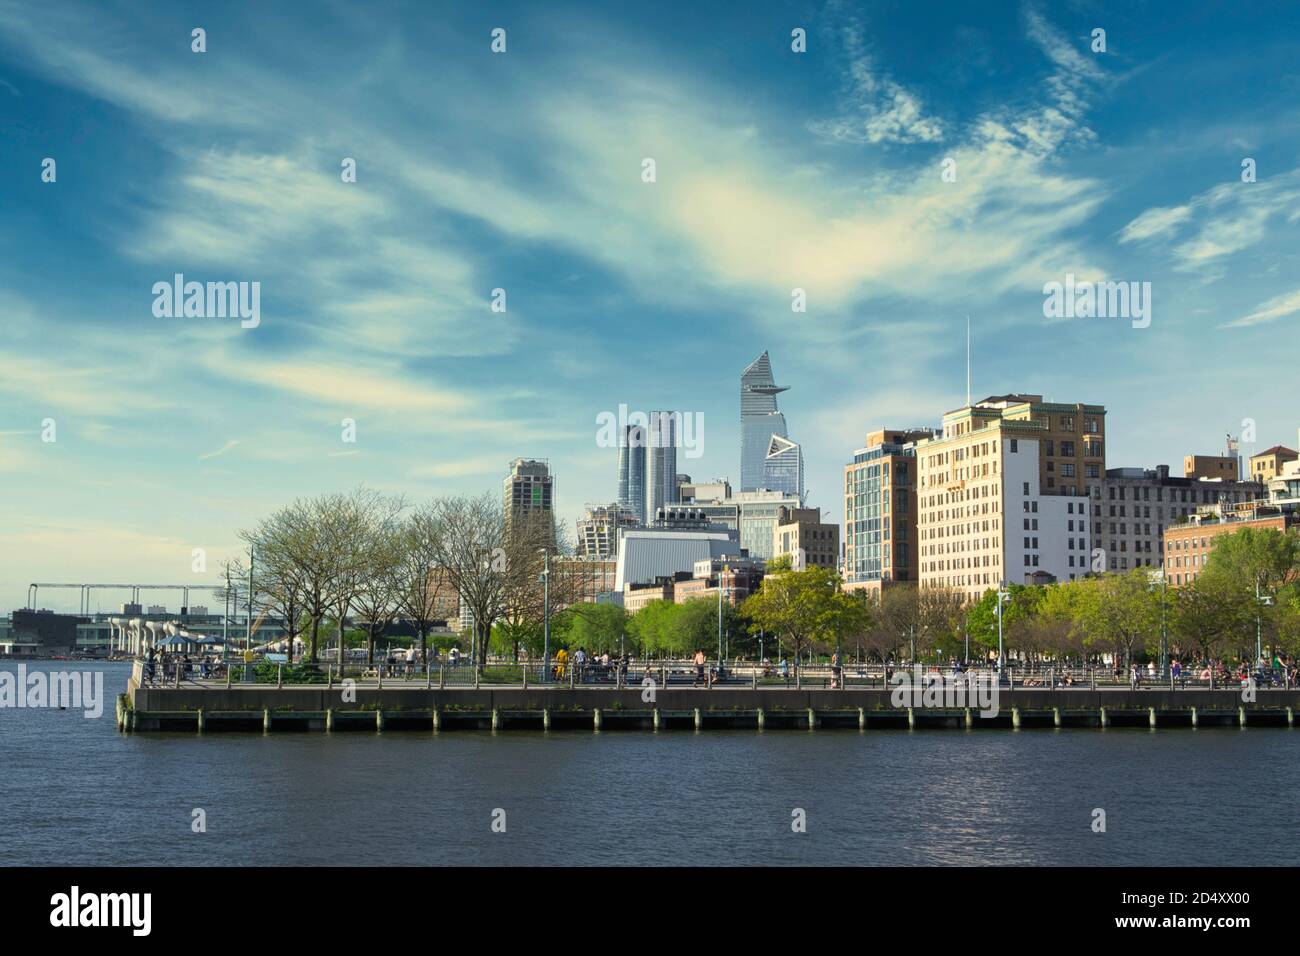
left=120, top=656, right=1300, bottom=734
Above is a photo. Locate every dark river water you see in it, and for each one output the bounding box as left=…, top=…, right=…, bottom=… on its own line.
left=2, top=662, right=1297, bottom=866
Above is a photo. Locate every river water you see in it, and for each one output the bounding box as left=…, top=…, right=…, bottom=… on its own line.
left=1, top=662, right=1296, bottom=866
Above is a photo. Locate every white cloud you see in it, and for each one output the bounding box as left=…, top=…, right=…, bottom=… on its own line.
left=811, top=31, right=944, bottom=145
left=1222, top=288, right=1300, bottom=329
left=1118, top=204, right=1192, bottom=243
left=199, top=439, right=240, bottom=461
left=1119, top=171, right=1300, bottom=271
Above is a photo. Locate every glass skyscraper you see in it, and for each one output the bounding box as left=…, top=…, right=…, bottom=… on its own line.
left=645, top=411, right=678, bottom=526
left=616, top=424, right=647, bottom=524
left=740, top=351, right=790, bottom=492
left=762, top=435, right=804, bottom=503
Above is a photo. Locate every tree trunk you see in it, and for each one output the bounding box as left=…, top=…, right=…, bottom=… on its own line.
left=478, top=621, right=490, bottom=672
left=310, top=617, right=320, bottom=663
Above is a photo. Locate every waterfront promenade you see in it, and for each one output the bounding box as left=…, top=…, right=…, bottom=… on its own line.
left=121, top=660, right=1300, bottom=734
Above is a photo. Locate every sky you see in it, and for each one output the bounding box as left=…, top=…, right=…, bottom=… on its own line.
left=2, top=0, right=1300, bottom=614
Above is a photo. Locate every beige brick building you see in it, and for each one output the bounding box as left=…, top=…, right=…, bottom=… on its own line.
left=772, top=506, right=839, bottom=571
left=1183, top=454, right=1239, bottom=480
left=1248, top=446, right=1298, bottom=483
left=916, top=395, right=1104, bottom=602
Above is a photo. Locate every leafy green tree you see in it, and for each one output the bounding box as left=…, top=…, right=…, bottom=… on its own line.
left=627, top=600, right=686, bottom=657
left=741, top=564, right=851, bottom=673
left=1169, top=574, right=1239, bottom=663
left=554, top=602, right=628, bottom=656
left=1076, top=569, right=1160, bottom=667
left=964, top=584, right=1040, bottom=661
left=1196, top=527, right=1300, bottom=661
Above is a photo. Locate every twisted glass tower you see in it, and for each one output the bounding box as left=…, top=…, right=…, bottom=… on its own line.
left=740, top=351, right=790, bottom=492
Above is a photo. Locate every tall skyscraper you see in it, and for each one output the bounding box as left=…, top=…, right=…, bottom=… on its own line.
left=740, top=351, right=790, bottom=492
left=645, top=410, right=678, bottom=526
left=762, top=435, right=805, bottom=502
left=616, top=424, right=647, bottom=525
left=503, top=458, right=554, bottom=540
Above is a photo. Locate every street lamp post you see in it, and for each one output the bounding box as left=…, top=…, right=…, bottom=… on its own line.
left=1255, top=573, right=1273, bottom=667
left=1160, top=569, right=1168, bottom=677
left=996, top=584, right=1009, bottom=677
left=539, top=548, right=550, bottom=683
left=247, top=545, right=255, bottom=655
left=717, top=565, right=728, bottom=673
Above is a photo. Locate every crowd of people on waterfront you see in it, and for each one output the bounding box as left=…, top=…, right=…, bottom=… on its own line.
left=139, top=639, right=1300, bottom=693
left=142, top=645, right=228, bottom=683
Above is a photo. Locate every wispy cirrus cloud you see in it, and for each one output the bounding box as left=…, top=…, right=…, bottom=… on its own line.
left=811, top=12, right=944, bottom=145
left=1222, top=288, right=1300, bottom=329
left=1119, top=169, right=1300, bottom=272
left=198, top=439, right=240, bottom=461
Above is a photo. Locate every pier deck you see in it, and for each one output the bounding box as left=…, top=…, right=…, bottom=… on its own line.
left=121, top=680, right=1300, bottom=733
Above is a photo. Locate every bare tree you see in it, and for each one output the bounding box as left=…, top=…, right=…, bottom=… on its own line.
left=237, top=499, right=332, bottom=662
left=397, top=503, right=451, bottom=667
left=431, top=493, right=511, bottom=673
left=323, top=488, right=406, bottom=667
left=916, top=586, right=967, bottom=661
left=238, top=511, right=309, bottom=660
left=496, top=511, right=563, bottom=662
left=871, top=585, right=921, bottom=662
left=352, top=504, right=406, bottom=665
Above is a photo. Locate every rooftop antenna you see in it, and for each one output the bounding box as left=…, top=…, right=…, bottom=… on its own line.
left=965, top=315, right=971, bottom=406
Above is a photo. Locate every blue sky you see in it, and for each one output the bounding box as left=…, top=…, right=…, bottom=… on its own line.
left=3, top=0, right=1300, bottom=613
